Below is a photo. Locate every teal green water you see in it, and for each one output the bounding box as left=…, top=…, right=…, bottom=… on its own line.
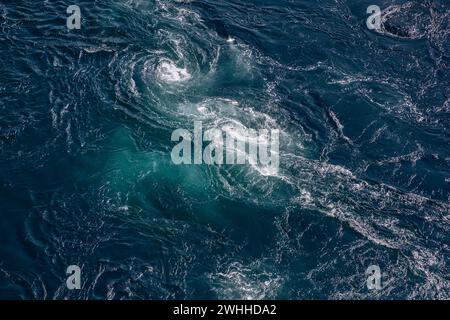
left=0, top=0, right=449, bottom=299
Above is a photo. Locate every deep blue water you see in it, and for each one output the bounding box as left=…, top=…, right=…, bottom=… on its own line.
left=0, top=0, right=449, bottom=299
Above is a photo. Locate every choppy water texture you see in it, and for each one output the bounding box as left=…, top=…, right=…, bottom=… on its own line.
left=0, top=0, right=449, bottom=299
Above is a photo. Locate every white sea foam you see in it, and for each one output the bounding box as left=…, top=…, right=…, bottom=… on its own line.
left=156, top=59, right=191, bottom=82
left=208, top=261, right=282, bottom=300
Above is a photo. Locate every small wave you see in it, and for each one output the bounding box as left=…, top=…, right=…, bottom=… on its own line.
left=208, top=260, right=283, bottom=300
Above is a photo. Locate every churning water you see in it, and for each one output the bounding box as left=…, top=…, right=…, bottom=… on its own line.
left=0, top=0, right=449, bottom=299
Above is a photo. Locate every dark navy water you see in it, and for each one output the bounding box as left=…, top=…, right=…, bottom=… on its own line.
left=0, top=0, right=449, bottom=299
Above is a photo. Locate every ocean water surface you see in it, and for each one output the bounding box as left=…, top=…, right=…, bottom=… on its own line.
left=0, top=0, right=449, bottom=299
